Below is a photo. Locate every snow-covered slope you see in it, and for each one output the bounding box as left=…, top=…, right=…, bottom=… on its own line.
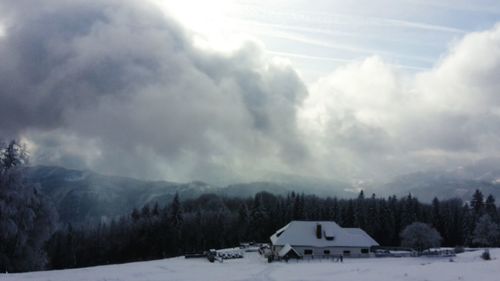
left=3, top=249, right=500, bottom=281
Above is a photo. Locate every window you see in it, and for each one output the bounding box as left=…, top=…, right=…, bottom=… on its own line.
left=304, top=249, right=313, bottom=255
left=361, top=248, right=369, bottom=254
left=343, top=250, right=351, bottom=255
left=325, top=235, right=334, bottom=241
left=324, top=250, right=330, bottom=255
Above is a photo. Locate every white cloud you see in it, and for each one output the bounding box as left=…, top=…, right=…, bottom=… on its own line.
left=298, top=23, right=500, bottom=181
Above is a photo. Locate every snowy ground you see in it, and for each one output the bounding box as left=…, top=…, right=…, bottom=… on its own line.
left=2, top=249, right=499, bottom=281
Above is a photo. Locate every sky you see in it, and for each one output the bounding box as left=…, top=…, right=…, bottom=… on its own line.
left=1, top=0, right=500, bottom=185
left=156, top=0, right=500, bottom=81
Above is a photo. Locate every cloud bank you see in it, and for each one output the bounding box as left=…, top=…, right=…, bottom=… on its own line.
left=300, top=24, right=500, bottom=180
left=1, top=0, right=500, bottom=184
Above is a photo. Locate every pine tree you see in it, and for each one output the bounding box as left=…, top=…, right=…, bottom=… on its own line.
left=167, top=193, right=183, bottom=254
left=0, top=140, right=28, bottom=171
left=485, top=194, right=498, bottom=222
left=152, top=202, right=160, bottom=217
left=354, top=190, right=366, bottom=228
left=470, top=189, right=484, bottom=215
left=341, top=199, right=355, bottom=227
left=170, top=194, right=181, bottom=225
left=237, top=202, right=250, bottom=240
left=442, top=198, right=465, bottom=246
left=131, top=208, right=141, bottom=221
left=401, top=194, right=417, bottom=228
left=461, top=203, right=474, bottom=246
left=431, top=197, right=441, bottom=226
left=292, top=193, right=304, bottom=220
left=364, top=193, right=377, bottom=236
left=383, top=199, right=396, bottom=245
left=249, top=195, right=269, bottom=242
left=331, top=198, right=340, bottom=223
left=0, top=140, right=58, bottom=272
left=388, top=195, right=401, bottom=245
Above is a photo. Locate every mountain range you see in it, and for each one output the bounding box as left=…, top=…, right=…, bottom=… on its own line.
left=23, top=160, right=500, bottom=224
left=23, top=166, right=354, bottom=224
left=384, top=158, right=500, bottom=202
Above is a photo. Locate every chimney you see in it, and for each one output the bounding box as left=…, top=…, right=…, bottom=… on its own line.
left=316, top=223, right=322, bottom=239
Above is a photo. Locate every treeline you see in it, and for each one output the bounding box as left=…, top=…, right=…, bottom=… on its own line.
left=46, top=189, right=500, bottom=269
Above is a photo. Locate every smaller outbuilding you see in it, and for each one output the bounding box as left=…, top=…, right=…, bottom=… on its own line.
left=270, top=221, right=379, bottom=259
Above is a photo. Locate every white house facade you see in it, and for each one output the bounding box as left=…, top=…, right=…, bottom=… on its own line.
left=270, top=221, right=379, bottom=259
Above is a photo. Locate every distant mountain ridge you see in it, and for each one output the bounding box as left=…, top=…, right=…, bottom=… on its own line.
left=24, top=160, right=500, bottom=224
left=23, top=166, right=354, bottom=224
left=383, top=158, right=500, bottom=202
left=23, top=166, right=217, bottom=223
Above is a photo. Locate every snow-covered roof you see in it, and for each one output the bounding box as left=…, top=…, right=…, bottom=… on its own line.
left=278, top=244, right=302, bottom=257
left=343, top=228, right=379, bottom=245
left=270, top=221, right=379, bottom=248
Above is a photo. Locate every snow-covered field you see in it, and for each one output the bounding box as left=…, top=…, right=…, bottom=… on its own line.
left=2, top=249, right=499, bottom=281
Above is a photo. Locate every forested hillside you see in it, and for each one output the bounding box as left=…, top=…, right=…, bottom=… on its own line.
left=46, top=190, right=500, bottom=269
left=22, top=166, right=354, bottom=224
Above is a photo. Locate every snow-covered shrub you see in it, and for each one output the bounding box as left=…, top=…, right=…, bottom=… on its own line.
left=454, top=246, right=465, bottom=254
left=481, top=249, right=491, bottom=260
left=400, top=222, right=442, bottom=253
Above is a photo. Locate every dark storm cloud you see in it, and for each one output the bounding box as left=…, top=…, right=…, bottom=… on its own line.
left=0, top=0, right=183, bottom=132
left=0, top=0, right=309, bottom=183
left=3, top=0, right=500, bottom=184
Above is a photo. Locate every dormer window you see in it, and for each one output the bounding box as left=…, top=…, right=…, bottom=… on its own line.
left=324, top=233, right=334, bottom=241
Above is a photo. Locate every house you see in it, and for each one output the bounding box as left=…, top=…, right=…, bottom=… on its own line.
left=270, top=221, right=379, bottom=259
